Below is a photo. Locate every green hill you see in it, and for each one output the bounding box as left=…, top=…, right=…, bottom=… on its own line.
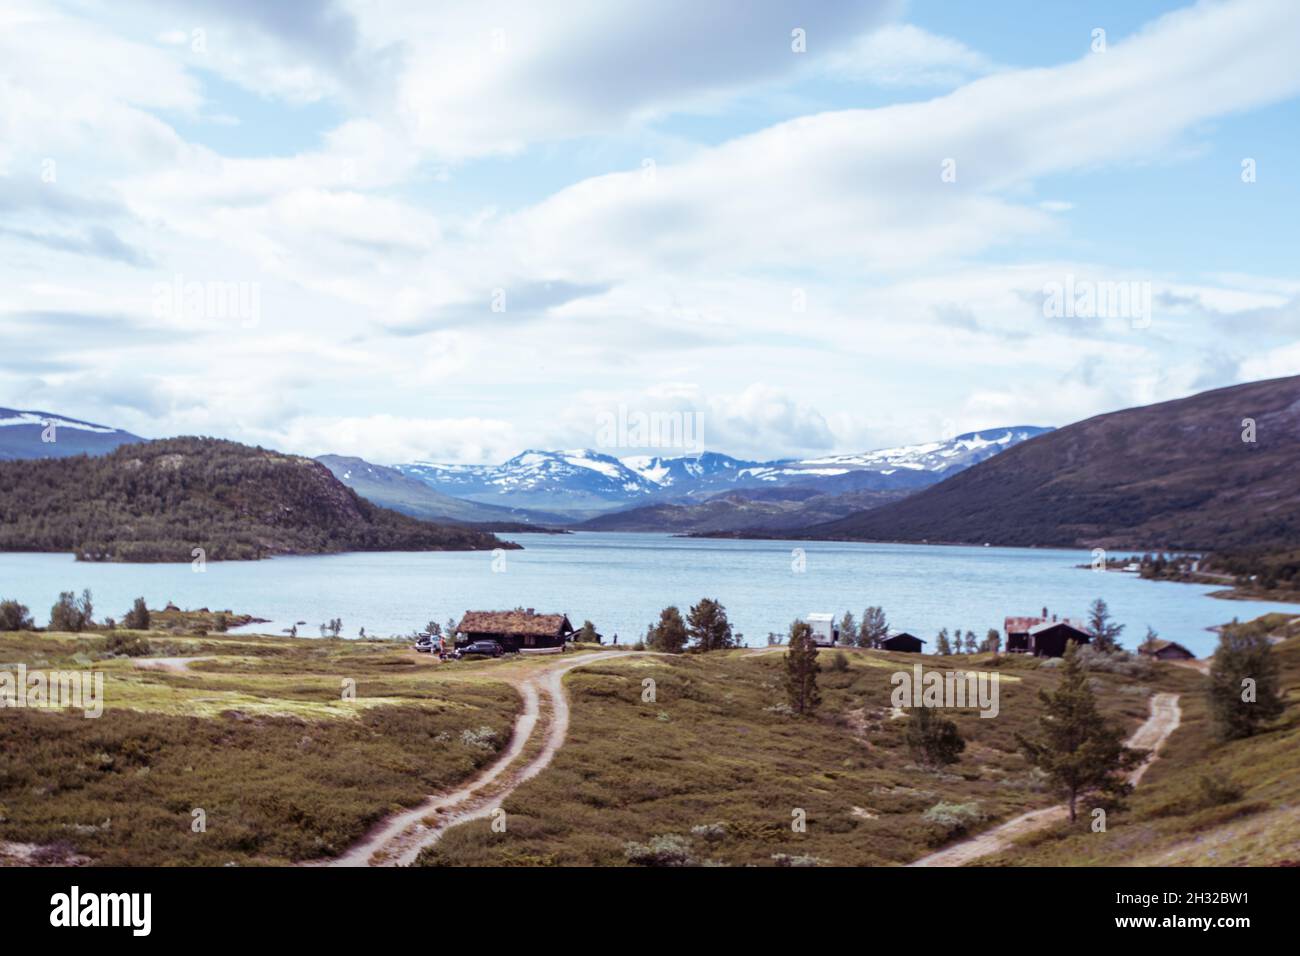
left=0, top=437, right=515, bottom=561
left=805, top=375, right=1300, bottom=551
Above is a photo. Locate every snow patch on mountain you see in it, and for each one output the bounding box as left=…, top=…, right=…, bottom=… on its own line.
left=0, top=410, right=120, bottom=434
left=393, top=427, right=1051, bottom=511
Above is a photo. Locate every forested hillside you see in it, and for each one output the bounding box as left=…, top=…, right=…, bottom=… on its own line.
left=0, top=437, right=514, bottom=561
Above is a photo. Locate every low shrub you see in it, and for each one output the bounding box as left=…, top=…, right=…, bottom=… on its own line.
left=624, top=833, right=696, bottom=867
left=103, top=631, right=152, bottom=658
left=922, top=800, right=987, bottom=844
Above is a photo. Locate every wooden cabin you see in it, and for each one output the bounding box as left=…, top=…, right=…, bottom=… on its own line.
left=1003, top=616, right=1042, bottom=654
left=455, top=609, right=575, bottom=653
left=1027, top=620, right=1091, bottom=658
left=1138, top=639, right=1196, bottom=661
left=878, top=630, right=925, bottom=653
left=1005, top=608, right=1086, bottom=655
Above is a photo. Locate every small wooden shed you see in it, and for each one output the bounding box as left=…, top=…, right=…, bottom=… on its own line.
left=878, top=630, right=926, bottom=653
left=1138, top=639, right=1196, bottom=661
left=1028, top=620, right=1091, bottom=658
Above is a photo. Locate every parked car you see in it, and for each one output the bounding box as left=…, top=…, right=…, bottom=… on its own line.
left=414, top=637, right=434, bottom=653
left=459, top=640, right=504, bottom=658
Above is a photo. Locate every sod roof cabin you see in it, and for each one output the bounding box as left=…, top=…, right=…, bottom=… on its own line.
left=1138, top=638, right=1196, bottom=661
left=455, top=608, right=574, bottom=653
left=1004, top=608, right=1087, bottom=655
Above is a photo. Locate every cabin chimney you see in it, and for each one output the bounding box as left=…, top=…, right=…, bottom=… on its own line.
left=1042, top=606, right=1048, bottom=619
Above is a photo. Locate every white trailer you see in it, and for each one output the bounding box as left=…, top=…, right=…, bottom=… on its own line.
left=806, top=612, right=839, bottom=646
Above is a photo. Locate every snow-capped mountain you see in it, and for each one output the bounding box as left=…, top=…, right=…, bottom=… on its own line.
left=0, top=408, right=142, bottom=460
left=397, top=449, right=664, bottom=513
left=734, top=427, right=1053, bottom=489
left=621, top=451, right=762, bottom=489
left=394, top=427, right=1051, bottom=514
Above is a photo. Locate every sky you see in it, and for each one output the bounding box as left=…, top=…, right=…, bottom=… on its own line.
left=2, top=0, right=1299, bottom=465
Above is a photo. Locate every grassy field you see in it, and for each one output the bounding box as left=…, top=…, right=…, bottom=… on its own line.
left=417, top=645, right=1200, bottom=867
left=6, top=614, right=1293, bottom=867
left=0, top=626, right=521, bottom=865
left=977, top=615, right=1300, bottom=866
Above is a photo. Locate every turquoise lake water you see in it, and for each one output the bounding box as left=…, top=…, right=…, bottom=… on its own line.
left=1, top=533, right=1293, bottom=657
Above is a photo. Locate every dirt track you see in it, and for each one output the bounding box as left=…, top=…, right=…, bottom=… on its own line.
left=325, top=650, right=643, bottom=867
left=909, top=692, right=1181, bottom=867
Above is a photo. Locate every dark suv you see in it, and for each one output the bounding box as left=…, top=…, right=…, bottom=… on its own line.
left=460, top=640, right=504, bottom=658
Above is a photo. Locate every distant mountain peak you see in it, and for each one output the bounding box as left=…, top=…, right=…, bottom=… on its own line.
left=0, top=407, right=142, bottom=461
left=392, top=427, right=1050, bottom=514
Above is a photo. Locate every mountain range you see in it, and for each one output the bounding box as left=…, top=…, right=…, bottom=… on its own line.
left=316, top=455, right=570, bottom=527
left=3, top=375, right=1297, bottom=553
left=806, top=374, right=1300, bottom=552
left=0, top=408, right=142, bottom=460
left=389, top=427, right=1051, bottom=518
left=0, top=410, right=1051, bottom=532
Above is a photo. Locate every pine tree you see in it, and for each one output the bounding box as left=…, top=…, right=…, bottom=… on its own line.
left=50, top=591, right=86, bottom=632
left=1086, top=597, right=1125, bottom=653
left=687, top=598, right=736, bottom=652
left=839, top=610, right=858, bottom=647
left=1140, top=626, right=1159, bottom=654
left=1016, top=643, right=1144, bottom=821
left=77, top=589, right=94, bottom=629
left=784, top=620, right=821, bottom=715
left=984, top=628, right=1001, bottom=654
left=963, top=630, right=978, bottom=654
left=646, top=605, right=688, bottom=654
left=934, top=628, right=952, bottom=655
left=123, top=597, right=150, bottom=631
left=1207, top=622, right=1284, bottom=740
left=860, top=606, right=889, bottom=647
left=0, top=599, right=34, bottom=631
left=905, top=706, right=965, bottom=767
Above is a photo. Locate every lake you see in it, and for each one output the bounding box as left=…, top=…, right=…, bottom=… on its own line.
left=1, top=533, right=1294, bottom=657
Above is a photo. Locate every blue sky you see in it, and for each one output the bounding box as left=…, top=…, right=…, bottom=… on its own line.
left=2, top=0, right=1299, bottom=463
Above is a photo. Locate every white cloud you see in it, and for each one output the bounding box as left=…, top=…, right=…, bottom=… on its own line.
left=824, top=23, right=997, bottom=87
left=2, top=0, right=1299, bottom=466
left=265, top=414, right=521, bottom=464
left=503, top=0, right=1300, bottom=280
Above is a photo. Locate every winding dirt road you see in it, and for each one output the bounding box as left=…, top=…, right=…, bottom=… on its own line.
left=326, top=650, right=645, bottom=867
left=909, top=692, right=1182, bottom=867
